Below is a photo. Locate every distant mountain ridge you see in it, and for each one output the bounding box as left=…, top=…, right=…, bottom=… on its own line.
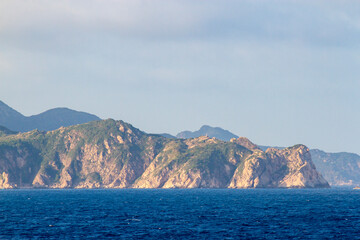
left=310, top=149, right=360, bottom=186
left=0, top=126, right=16, bottom=137
left=0, top=100, right=101, bottom=132
left=159, top=133, right=177, bottom=139
left=176, top=125, right=239, bottom=141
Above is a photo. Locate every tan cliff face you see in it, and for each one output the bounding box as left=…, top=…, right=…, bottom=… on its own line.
left=230, top=137, right=260, bottom=151
left=229, top=145, right=329, bottom=188
left=0, top=172, right=14, bottom=189
left=0, top=120, right=329, bottom=189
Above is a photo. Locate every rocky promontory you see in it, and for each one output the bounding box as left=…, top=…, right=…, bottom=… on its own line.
left=0, top=119, right=329, bottom=189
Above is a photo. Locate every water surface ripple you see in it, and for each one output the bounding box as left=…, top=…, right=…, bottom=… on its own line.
left=1, top=188, right=360, bottom=239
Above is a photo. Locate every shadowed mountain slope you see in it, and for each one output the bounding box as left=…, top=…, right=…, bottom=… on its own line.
left=0, top=100, right=100, bottom=132
left=310, top=149, right=360, bottom=186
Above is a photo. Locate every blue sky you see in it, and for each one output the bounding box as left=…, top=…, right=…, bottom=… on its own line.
left=1, top=0, right=360, bottom=153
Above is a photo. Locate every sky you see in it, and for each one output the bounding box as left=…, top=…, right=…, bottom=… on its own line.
left=1, top=0, right=360, bottom=154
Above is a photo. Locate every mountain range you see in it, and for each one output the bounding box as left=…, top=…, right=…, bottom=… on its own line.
left=0, top=119, right=328, bottom=189
left=0, top=100, right=358, bottom=187
left=0, top=100, right=100, bottom=132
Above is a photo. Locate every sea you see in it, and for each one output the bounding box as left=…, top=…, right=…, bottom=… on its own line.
left=0, top=188, right=359, bottom=239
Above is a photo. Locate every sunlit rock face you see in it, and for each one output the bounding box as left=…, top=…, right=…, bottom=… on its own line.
left=0, top=120, right=329, bottom=189
left=229, top=145, right=329, bottom=188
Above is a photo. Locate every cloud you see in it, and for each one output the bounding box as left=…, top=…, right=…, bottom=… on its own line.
left=1, top=0, right=360, bottom=153
left=1, top=0, right=360, bottom=47
left=0, top=0, right=203, bottom=38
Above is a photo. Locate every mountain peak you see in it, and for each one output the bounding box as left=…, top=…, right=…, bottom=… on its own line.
left=0, top=101, right=26, bottom=131
left=176, top=125, right=239, bottom=141
left=0, top=100, right=101, bottom=132
left=0, top=100, right=24, bottom=116
left=199, top=125, right=211, bottom=130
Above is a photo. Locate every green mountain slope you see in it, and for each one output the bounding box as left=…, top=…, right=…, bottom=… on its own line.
left=0, top=119, right=329, bottom=189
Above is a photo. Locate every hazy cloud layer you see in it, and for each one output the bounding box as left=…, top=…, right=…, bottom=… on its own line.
left=2, top=1, right=360, bottom=45
left=1, top=0, right=360, bottom=153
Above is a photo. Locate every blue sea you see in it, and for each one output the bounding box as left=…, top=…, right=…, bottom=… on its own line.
left=1, top=188, right=360, bottom=239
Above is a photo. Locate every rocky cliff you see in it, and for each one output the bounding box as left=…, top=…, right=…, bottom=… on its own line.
left=0, top=119, right=329, bottom=189
left=166, top=124, right=360, bottom=187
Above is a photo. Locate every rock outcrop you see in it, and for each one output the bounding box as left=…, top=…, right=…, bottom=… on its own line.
left=0, top=172, right=15, bottom=189
left=228, top=145, right=328, bottom=188
left=0, top=120, right=329, bottom=189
